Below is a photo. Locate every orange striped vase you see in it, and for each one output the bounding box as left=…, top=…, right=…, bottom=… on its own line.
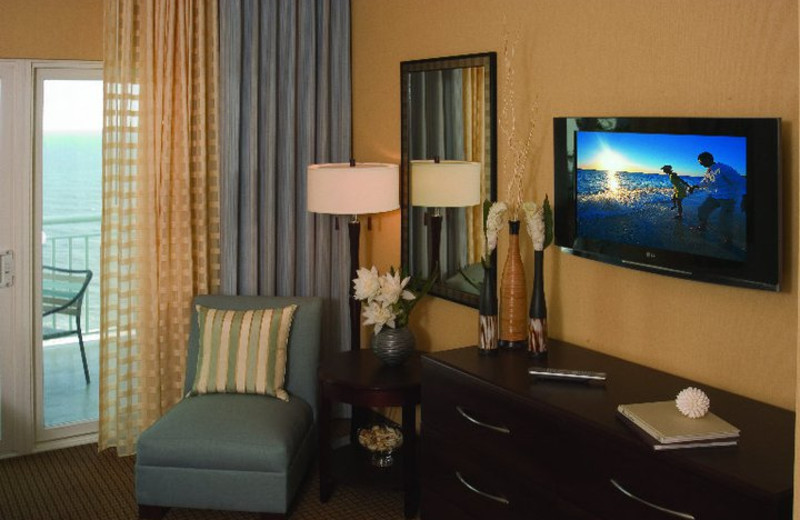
left=499, top=220, right=527, bottom=348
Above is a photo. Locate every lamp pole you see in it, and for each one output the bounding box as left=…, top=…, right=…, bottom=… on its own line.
left=348, top=216, right=361, bottom=351
left=429, top=208, right=442, bottom=277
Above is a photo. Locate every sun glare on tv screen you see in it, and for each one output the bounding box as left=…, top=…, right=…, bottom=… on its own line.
left=576, top=131, right=748, bottom=262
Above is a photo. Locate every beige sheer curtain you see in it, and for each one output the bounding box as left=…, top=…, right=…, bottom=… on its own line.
left=464, top=66, right=486, bottom=264
left=99, top=0, right=220, bottom=456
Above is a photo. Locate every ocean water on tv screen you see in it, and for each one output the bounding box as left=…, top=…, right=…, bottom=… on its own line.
left=575, top=131, right=747, bottom=263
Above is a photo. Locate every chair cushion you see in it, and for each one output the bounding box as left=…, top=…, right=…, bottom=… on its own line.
left=191, top=304, right=296, bottom=400
left=137, top=393, right=313, bottom=473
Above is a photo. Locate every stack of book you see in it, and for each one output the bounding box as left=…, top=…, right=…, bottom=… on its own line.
left=617, top=401, right=740, bottom=451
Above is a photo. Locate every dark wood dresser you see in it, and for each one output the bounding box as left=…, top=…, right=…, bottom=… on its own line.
left=420, top=341, right=794, bottom=520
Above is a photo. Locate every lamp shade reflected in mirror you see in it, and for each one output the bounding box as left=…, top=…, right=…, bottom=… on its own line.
left=410, top=160, right=481, bottom=208
left=411, top=160, right=482, bottom=279
left=401, top=53, right=497, bottom=307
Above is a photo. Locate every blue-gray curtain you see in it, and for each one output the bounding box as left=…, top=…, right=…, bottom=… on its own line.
left=218, top=0, right=351, bottom=355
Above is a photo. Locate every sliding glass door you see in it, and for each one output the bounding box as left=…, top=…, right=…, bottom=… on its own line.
left=0, top=61, right=32, bottom=457
left=0, top=60, right=101, bottom=458
left=0, top=62, right=14, bottom=455
left=35, top=65, right=103, bottom=444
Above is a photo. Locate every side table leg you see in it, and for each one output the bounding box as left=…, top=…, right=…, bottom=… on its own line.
left=402, top=404, right=419, bottom=518
left=318, top=385, right=334, bottom=502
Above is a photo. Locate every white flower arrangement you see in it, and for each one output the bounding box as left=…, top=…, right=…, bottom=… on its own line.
left=483, top=200, right=508, bottom=266
left=521, top=195, right=553, bottom=252
left=353, top=266, right=434, bottom=335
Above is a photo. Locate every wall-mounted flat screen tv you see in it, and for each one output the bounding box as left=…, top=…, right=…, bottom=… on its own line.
left=553, top=117, right=781, bottom=291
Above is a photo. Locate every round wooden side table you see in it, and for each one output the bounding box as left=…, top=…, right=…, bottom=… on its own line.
left=318, top=349, right=421, bottom=519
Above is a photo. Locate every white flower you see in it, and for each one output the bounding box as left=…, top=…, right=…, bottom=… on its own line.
left=353, top=265, right=431, bottom=334
left=485, top=201, right=508, bottom=257
left=377, top=271, right=415, bottom=306
left=523, top=201, right=545, bottom=251
left=353, top=266, right=381, bottom=302
left=362, top=300, right=396, bottom=334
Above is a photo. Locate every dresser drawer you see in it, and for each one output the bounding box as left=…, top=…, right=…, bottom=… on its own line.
left=422, top=359, right=561, bottom=483
left=422, top=428, right=558, bottom=520
left=558, top=430, right=769, bottom=520
left=421, top=489, right=481, bottom=520
left=421, top=346, right=793, bottom=520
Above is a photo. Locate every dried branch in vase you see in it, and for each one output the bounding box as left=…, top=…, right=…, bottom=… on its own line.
left=499, top=22, right=540, bottom=221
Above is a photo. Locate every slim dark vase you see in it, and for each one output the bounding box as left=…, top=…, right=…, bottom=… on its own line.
left=528, top=249, right=547, bottom=357
left=478, top=265, right=498, bottom=355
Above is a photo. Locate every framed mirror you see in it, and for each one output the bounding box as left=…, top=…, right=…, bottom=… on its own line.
left=401, top=52, right=497, bottom=308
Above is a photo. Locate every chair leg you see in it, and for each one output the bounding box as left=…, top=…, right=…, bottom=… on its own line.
left=138, top=505, right=169, bottom=519
left=76, top=318, right=90, bottom=384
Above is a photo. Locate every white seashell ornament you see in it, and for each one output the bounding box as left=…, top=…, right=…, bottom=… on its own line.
left=675, top=387, right=710, bottom=419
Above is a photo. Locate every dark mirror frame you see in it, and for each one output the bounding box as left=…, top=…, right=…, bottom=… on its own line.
left=400, top=52, right=497, bottom=308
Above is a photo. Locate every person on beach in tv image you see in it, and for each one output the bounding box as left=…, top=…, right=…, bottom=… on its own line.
left=575, top=131, right=747, bottom=263
left=688, top=151, right=747, bottom=246
left=661, top=164, right=691, bottom=219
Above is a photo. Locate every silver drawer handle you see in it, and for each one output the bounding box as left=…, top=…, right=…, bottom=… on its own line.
left=456, top=405, right=511, bottom=434
left=610, top=478, right=695, bottom=520
left=456, top=471, right=510, bottom=505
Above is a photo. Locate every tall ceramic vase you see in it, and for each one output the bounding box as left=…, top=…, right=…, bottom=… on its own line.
left=478, top=265, right=498, bottom=354
left=528, top=249, right=547, bottom=356
left=499, top=220, right=527, bottom=349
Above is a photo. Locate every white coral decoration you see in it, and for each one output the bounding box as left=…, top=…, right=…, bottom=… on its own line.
left=675, top=387, right=711, bottom=419
left=485, top=201, right=508, bottom=257
left=522, top=201, right=545, bottom=251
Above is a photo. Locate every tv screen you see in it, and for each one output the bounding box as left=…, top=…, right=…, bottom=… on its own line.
left=554, top=117, right=781, bottom=291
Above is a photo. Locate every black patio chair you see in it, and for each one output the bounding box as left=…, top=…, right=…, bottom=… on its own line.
left=42, top=266, right=93, bottom=384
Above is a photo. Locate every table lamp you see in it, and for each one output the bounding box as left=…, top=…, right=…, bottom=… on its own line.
left=307, top=161, right=399, bottom=351
left=410, top=159, right=481, bottom=276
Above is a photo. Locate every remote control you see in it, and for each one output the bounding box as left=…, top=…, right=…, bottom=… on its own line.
left=528, top=367, right=607, bottom=382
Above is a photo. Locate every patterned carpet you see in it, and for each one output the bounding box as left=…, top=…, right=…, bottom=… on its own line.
left=0, top=443, right=412, bottom=520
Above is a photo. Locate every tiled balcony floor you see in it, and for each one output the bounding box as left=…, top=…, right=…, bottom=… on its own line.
left=43, top=335, right=99, bottom=428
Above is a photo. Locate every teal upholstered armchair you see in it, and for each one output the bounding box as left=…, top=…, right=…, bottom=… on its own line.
left=135, top=295, right=322, bottom=519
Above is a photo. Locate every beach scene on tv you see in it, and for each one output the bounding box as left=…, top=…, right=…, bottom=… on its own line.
left=576, top=130, right=748, bottom=262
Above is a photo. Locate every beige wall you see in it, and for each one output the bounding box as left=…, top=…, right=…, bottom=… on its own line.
left=2, top=0, right=794, bottom=408
left=0, top=0, right=103, bottom=60
left=352, top=0, right=798, bottom=410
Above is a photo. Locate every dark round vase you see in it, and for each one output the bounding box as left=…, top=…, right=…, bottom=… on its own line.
left=371, top=326, right=415, bottom=366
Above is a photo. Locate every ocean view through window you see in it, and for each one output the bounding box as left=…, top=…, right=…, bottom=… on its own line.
left=41, top=78, right=102, bottom=428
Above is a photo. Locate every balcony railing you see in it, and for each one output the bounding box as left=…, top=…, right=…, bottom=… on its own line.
left=42, top=215, right=101, bottom=334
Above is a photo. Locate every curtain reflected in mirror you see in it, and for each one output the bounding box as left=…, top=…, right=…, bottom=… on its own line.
left=401, top=53, right=497, bottom=308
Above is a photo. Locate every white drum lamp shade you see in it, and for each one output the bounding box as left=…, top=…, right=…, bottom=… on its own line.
left=410, top=160, right=482, bottom=208
left=307, top=162, right=400, bottom=215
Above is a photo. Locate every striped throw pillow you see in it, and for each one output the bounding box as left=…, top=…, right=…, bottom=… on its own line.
left=190, top=304, right=297, bottom=400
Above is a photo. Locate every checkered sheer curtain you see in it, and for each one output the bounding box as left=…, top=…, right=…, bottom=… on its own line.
left=99, top=0, right=220, bottom=456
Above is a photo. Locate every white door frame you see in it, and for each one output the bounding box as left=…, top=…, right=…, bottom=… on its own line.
left=0, top=59, right=34, bottom=458
left=0, top=59, right=102, bottom=457
left=33, top=62, right=103, bottom=448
